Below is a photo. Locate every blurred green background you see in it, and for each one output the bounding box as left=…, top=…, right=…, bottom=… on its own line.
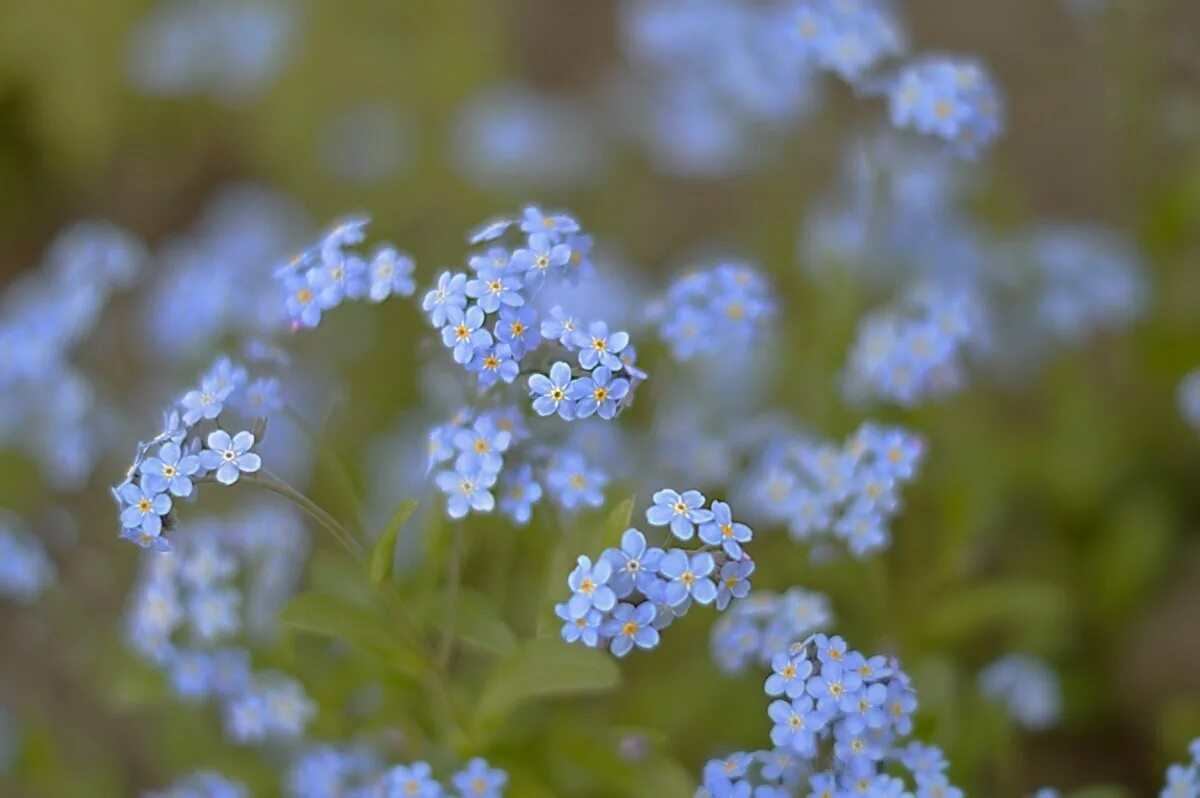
left=2, top=1, right=1200, bottom=796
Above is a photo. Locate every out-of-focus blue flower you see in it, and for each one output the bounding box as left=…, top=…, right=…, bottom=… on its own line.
left=451, top=758, right=509, bottom=798
left=545, top=450, right=608, bottom=511
left=499, top=464, right=542, bottom=525
left=789, top=0, right=906, bottom=82
left=181, top=376, right=234, bottom=425
left=520, top=206, right=580, bottom=240
left=367, top=247, right=416, bottom=302
left=380, top=761, right=443, bottom=798
left=889, top=57, right=1004, bottom=157
left=286, top=745, right=382, bottom=798
left=147, top=769, right=249, bottom=798
left=978, top=654, right=1062, bottom=731
left=656, top=264, right=776, bottom=361
left=0, top=519, right=55, bottom=604
left=715, top=557, right=755, bottom=610
left=199, top=430, right=262, bottom=485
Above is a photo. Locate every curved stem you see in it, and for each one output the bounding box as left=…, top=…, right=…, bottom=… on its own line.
left=246, top=470, right=364, bottom=557
left=282, top=405, right=369, bottom=534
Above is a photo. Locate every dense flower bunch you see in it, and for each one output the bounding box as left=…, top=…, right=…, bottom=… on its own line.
left=276, top=216, right=416, bottom=328
left=145, top=770, right=247, bottom=798
left=790, top=0, right=907, bottom=82
left=977, top=654, right=1063, bottom=732
left=428, top=405, right=611, bottom=521
left=0, top=514, right=55, bottom=604
left=710, top=588, right=833, bottom=675
left=0, top=222, right=146, bottom=488
left=422, top=207, right=645, bottom=408
left=888, top=57, right=1004, bottom=157
left=653, top=264, right=776, bottom=361
left=843, top=283, right=984, bottom=406
left=114, top=357, right=282, bottom=550
left=558, top=490, right=755, bottom=657
left=738, top=422, right=924, bottom=557
left=125, top=505, right=314, bottom=745
left=699, top=634, right=961, bottom=797
left=126, top=0, right=297, bottom=102
left=286, top=748, right=507, bottom=798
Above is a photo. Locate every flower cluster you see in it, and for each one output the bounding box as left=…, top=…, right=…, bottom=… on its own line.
left=0, top=515, right=55, bottom=604
left=276, top=216, right=416, bottom=328
left=1159, top=738, right=1200, bottom=798
left=428, top=405, right=611, bottom=521
left=558, top=490, right=755, bottom=657
left=888, top=57, right=1004, bottom=158
left=126, top=0, right=297, bottom=102
left=286, top=748, right=507, bottom=798
left=843, top=283, right=984, bottom=406
left=114, top=357, right=278, bottom=550
left=699, top=634, right=962, bottom=797
left=654, top=264, right=776, bottom=361
left=423, top=207, right=645, bottom=413
left=0, top=221, right=147, bottom=488
left=710, top=588, right=833, bottom=675
left=739, top=422, right=924, bottom=557
left=790, top=0, right=907, bottom=82
left=125, top=505, right=314, bottom=746
left=146, top=770, right=247, bottom=798
left=977, top=654, right=1063, bottom=732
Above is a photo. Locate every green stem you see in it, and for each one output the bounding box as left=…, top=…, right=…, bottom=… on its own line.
left=244, top=470, right=364, bottom=557
left=439, top=522, right=466, bottom=667
left=282, top=405, right=369, bottom=534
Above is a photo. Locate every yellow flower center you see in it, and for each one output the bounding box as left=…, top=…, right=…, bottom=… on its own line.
left=162, top=465, right=177, bottom=478
left=580, top=577, right=595, bottom=595
left=473, top=439, right=489, bottom=454
left=534, top=254, right=550, bottom=270
left=593, top=387, right=609, bottom=402
left=510, top=321, right=525, bottom=336
left=550, top=387, right=565, bottom=401
left=621, top=621, right=638, bottom=637
left=297, top=288, right=313, bottom=303
left=455, top=324, right=469, bottom=341
left=721, top=523, right=734, bottom=538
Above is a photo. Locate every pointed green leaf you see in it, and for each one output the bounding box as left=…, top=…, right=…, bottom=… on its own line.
left=370, top=498, right=419, bottom=586
left=446, top=588, right=518, bottom=654
left=594, top=495, right=635, bottom=550
left=280, top=591, right=424, bottom=678
left=476, top=637, right=620, bottom=729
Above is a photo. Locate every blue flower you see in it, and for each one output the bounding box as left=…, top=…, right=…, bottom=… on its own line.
left=768, top=696, right=819, bottom=756
left=520, top=205, right=580, bottom=240
left=467, top=341, right=519, bottom=387
left=567, top=555, right=616, bottom=618
left=888, top=58, right=1004, bottom=158
left=545, top=450, right=607, bottom=510
left=915, top=773, right=964, bottom=798
left=658, top=549, right=717, bottom=606
left=885, top=679, right=917, bottom=735
left=188, top=587, right=241, bottom=641
left=570, top=366, right=630, bottom=420
left=367, top=246, right=416, bottom=302
left=467, top=266, right=525, bottom=313
left=283, top=270, right=324, bottom=328
left=646, top=489, right=714, bottom=541
left=573, top=321, right=629, bottom=371
left=539, top=305, right=581, bottom=346
left=556, top=602, right=603, bottom=647
left=199, top=430, right=262, bottom=485
left=422, top=271, right=468, bottom=327
left=840, top=681, right=888, bottom=733
left=495, top=305, right=541, bottom=358
left=699, top=500, right=753, bottom=558
left=240, top=377, right=284, bottom=416
left=451, top=758, right=508, bottom=798
left=765, top=651, right=815, bottom=699
left=382, top=761, right=443, bottom=798
left=499, top=464, right=542, bottom=525
left=310, top=254, right=368, bottom=306
left=510, top=232, right=571, bottom=289
left=805, top=661, right=863, bottom=715
left=180, top=376, right=233, bottom=425
left=435, top=468, right=497, bottom=519
left=468, top=246, right=510, bottom=274
left=441, top=305, right=493, bottom=364
left=899, top=743, right=948, bottom=780
left=601, top=528, right=664, bottom=598
left=119, top=482, right=172, bottom=539
left=529, top=362, right=577, bottom=419
left=715, top=558, right=755, bottom=611
left=453, top=415, right=512, bottom=475
left=602, top=601, right=660, bottom=657
left=140, top=441, right=201, bottom=497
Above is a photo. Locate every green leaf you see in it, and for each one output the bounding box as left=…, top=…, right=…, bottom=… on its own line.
left=476, top=637, right=620, bottom=728
left=420, top=587, right=517, bottom=655
left=280, top=591, right=424, bottom=677
left=590, top=495, right=635, bottom=552
left=370, top=498, right=418, bottom=586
